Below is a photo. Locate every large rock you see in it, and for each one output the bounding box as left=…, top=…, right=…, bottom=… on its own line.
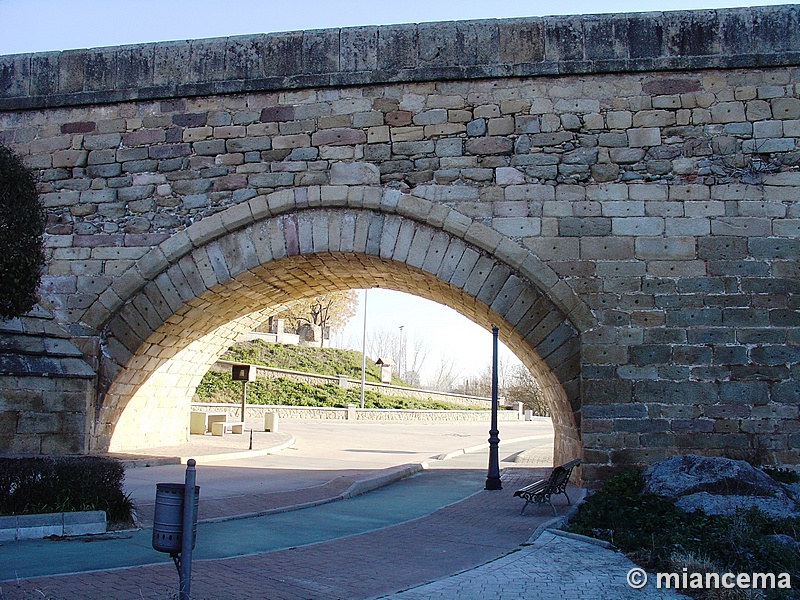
left=675, top=492, right=798, bottom=520
left=643, top=454, right=785, bottom=499
left=643, top=454, right=800, bottom=518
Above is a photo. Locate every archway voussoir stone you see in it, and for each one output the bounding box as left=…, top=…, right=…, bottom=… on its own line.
left=297, top=212, right=314, bottom=254
left=426, top=203, right=450, bottom=229
left=247, top=194, right=271, bottom=221
left=379, top=214, right=402, bottom=259
left=186, top=213, right=225, bottom=247
left=421, top=230, right=451, bottom=275
left=281, top=214, right=300, bottom=256
left=463, top=255, right=496, bottom=298
left=219, top=201, right=254, bottom=233
left=442, top=210, right=472, bottom=238
left=365, top=213, right=384, bottom=255
left=464, top=221, right=502, bottom=254
left=352, top=212, right=372, bottom=253
left=143, top=280, right=176, bottom=322
left=406, top=226, right=435, bottom=269
left=312, top=212, right=331, bottom=253
left=131, top=294, right=162, bottom=332
left=204, top=242, right=233, bottom=283
left=267, top=189, right=296, bottom=215
left=380, top=188, right=401, bottom=213
left=159, top=230, right=192, bottom=264
left=176, top=254, right=208, bottom=298
left=110, top=269, right=148, bottom=309
left=504, top=287, right=540, bottom=328
left=436, top=237, right=468, bottom=282
left=495, top=237, right=529, bottom=270
left=396, top=194, right=433, bottom=221
left=450, top=247, right=481, bottom=288
left=190, top=246, right=220, bottom=290
left=490, top=273, right=526, bottom=316
left=477, top=263, right=512, bottom=307
left=568, top=303, right=597, bottom=333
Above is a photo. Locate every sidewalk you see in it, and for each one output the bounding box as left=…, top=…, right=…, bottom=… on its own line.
left=0, top=421, right=684, bottom=599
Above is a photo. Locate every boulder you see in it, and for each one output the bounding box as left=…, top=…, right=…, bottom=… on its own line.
left=643, top=454, right=785, bottom=499
left=675, top=492, right=799, bottom=520
left=643, top=454, right=800, bottom=518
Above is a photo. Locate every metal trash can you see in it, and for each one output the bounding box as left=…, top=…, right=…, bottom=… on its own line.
left=152, top=483, right=200, bottom=554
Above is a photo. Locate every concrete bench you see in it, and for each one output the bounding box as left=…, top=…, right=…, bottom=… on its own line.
left=211, top=421, right=244, bottom=436
left=514, top=459, right=581, bottom=516
left=190, top=411, right=228, bottom=434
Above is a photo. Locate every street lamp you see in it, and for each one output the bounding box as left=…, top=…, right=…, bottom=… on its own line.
left=485, top=326, right=502, bottom=491
left=398, top=325, right=404, bottom=378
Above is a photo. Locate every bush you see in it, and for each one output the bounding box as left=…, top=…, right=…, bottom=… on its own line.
left=567, top=470, right=800, bottom=599
left=0, top=456, right=135, bottom=526
left=0, top=145, right=45, bottom=319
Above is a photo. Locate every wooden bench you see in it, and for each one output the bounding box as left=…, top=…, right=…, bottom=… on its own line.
left=211, top=421, right=244, bottom=436
left=514, top=459, right=581, bottom=516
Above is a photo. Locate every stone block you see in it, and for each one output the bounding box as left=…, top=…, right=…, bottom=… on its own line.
left=330, top=162, right=380, bottom=185
left=627, top=128, right=662, bottom=147
left=612, top=217, right=664, bottom=236
left=635, top=237, right=696, bottom=260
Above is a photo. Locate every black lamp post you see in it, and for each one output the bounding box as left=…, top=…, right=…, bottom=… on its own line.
left=485, top=326, right=502, bottom=490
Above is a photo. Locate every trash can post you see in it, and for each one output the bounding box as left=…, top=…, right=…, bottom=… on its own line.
left=179, top=459, right=197, bottom=600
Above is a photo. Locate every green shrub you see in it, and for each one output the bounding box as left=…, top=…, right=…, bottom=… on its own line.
left=0, top=456, right=134, bottom=526
left=0, top=145, right=45, bottom=319
left=567, top=470, right=800, bottom=599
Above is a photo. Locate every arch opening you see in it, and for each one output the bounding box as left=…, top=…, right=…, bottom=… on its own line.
left=94, top=209, right=583, bottom=465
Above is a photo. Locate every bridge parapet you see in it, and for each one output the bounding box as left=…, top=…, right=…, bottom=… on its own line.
left=1, top=6, right=799, bottom=111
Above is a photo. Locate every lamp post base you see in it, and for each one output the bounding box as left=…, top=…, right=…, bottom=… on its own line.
left=485, top=476, right=502, bottom=491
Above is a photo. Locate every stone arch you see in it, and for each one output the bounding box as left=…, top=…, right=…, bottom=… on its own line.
left=82, top=187, right=595, bottom=464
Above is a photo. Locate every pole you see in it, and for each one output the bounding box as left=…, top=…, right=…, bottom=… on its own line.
left=485, top=326, right=502, bottom=490
left=179, top=459, right=197, bottom=599
left=360, top=289, right=368, bottom=409
left=241, top=380, right=247, bottom=425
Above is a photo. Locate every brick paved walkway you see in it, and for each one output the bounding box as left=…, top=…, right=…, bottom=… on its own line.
left=0, top=463, right=687, bottom=600
left=389, top=530, right=687, bottom=599
left=1, top=468, right=556, bottom=600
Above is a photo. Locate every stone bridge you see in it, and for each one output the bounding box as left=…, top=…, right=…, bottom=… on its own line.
left=1, top=5, right=799, bottom=484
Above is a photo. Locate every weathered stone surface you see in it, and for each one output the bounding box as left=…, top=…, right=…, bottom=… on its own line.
left=643, top=454, right=791, bottom=500
left=329, top=162, right=380, bottom=185
left=2, top=6, right=800, bottom=487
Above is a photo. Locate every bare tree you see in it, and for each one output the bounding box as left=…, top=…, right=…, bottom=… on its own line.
left=271, top=291, right=358, bottom=347
left=505, top=364, right=549, bottom=416
left=427, top=354, right=462, bottom=392
left=403, top=334, right=430, bottom=386
left=366, top=328, right=399, bottom=365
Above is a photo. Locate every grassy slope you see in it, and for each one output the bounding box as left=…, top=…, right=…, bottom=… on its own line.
left=196, top=340, right=473, bottom=410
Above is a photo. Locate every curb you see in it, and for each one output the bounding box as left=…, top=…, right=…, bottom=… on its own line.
left=199, top=461, right=426, bottom=525
left=117, top=434, right=296, bottom=469
left=435, top=434, right=552, bottom=461
left=522, top=487, right=587, bottom=546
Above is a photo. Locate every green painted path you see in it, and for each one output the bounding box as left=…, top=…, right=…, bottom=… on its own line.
left=0, top=468, right=484, bottom=582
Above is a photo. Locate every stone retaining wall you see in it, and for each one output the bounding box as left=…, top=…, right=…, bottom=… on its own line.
left=192, top=402, right=523, bottom=422
left=212, top=359, right=493, bottom=408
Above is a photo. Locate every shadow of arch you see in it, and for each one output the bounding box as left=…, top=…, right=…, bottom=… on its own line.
left=85, top=191, right=594, bottom=468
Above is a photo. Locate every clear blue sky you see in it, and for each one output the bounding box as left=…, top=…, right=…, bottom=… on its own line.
left=2, top=0, right=779, bottom=385
left=0, top=0, right=785, bottom=55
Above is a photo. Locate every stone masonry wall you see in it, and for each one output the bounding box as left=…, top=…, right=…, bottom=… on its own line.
left=0, top=6, right=798, bottom=481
